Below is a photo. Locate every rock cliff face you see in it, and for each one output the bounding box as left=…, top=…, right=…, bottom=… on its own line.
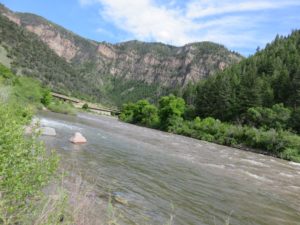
left=25, top=24, right=79, bottom=61
left=96, top=41, right=241, bottom=86
left=0, top=4, right=243, bottom=105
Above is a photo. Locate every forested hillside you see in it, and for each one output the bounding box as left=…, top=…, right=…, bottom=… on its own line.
left=181, top=30, right=300, bottom=131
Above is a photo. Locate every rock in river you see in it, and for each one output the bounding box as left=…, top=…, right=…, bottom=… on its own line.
left=70, top=132, right=87, bottom=144
left=112, top=192, right=129, bottom=205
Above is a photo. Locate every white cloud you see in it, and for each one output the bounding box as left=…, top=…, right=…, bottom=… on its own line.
left=78, top=0, right=300, bottom=54
left=186, top=0, right=300, bottom=18
left=97, top=0, right=193, bottom=45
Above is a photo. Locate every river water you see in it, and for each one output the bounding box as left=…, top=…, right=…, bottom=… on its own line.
left=38, top=111, right=300, bottom=225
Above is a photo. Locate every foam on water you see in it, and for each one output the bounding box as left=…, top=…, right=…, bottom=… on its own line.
left=39, top=118, right=81, bottom=130
left=289, top=161, right=300, bottom=167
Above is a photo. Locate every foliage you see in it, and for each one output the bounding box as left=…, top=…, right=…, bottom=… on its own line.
left=244, top=104, right=291, bottom=130
left=171, top=116, right=300, bottom=162
left=179, top=30, right=300, bottom=134
left=290, top=107, right=300, bottom=134
left=0, top=63, right=12, bottom=79
left=0, top=103, right=58, bottom=223
left=1, top=63, right=60, bottom=112
left=1, top=63, right=77, bottom=115
left=183, top=104, right=196, bottom=120
left=41, top=89, right=52, bottom=106
left=158, top=94, right=185, bottom=130
left=0, top=63, right=60, bottom=223
left=119, top=100, right=159, bottom=127
left=82, top=103, right=89, bottom=110
left=119, top=103, right=136, bottom=123
left=102, top=76, right=162, bottom=107
left=12, top=76, right=44, bottom=105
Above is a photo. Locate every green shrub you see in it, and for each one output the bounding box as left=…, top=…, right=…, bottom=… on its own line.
left=171, top=115, right=300, bottom=161
left=119, top=102, right=136, bottom=123
left=0, top=63, right=13, bottom=79
left=281, top=148, right=300, bottom=162
left=158, top=94, right=185, bottom=130
left=82, top=103, right=89, bottom=110
left=41, top=89, right=53, bottom=106
left=166, top=116, right=185, bottom=133
left=140, top=103, right=160, bottom=127
left=0, top=103, right=58, bottom=223
left=119, top=100, right=159, bottom=127
left=184, top=105, right=196, bottom=120
left=244, top=104, right=291, bottom=130
left=290, top=108, right=300, bottom=134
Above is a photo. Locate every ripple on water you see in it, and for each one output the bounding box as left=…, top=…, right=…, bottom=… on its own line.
left=279, top=172, right=294, bottom=178
left=96, top=133, right=107, bottom=139
left=288, top=185, right=300, bottom=190
left=200, top=163, right=226, bottom=169
left=39, top=112, right=300, bottom=225
left=179, top=154, right=195, bottom=162
left=240, top=159, right=269, bottom=167
left=242, top=171, right=273, bottom=183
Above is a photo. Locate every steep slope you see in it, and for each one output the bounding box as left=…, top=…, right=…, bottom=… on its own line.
left=0, top=4, right=243, bottom=106
left=0, top=13, right=104, bottom=100
left=181, top=30, right=300, bottom=124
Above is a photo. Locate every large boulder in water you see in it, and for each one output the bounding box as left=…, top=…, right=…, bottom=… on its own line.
left=69, top=132, right=87, bottom=144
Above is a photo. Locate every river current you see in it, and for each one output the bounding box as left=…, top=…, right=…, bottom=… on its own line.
left=38, top=111, right=300, bottom=225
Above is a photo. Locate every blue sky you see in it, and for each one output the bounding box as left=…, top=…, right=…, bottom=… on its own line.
left=2, top=0, right=300, bottom=56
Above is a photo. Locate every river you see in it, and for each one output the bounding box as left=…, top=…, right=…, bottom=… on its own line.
left=37, top=111, right=300, bottom=225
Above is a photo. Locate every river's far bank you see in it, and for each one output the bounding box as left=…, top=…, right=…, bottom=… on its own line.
left=113, top=110, right=300, bottom=163
left=119, top=97, right=300, bottom=163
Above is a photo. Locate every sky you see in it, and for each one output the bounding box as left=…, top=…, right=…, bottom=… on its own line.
left=1, top=0, right=300, bottom=56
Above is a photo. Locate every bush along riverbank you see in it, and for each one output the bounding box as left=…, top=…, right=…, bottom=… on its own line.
left=119, top=95, right=300, bottom=162
left=0, top=64, right=60, bottom=223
